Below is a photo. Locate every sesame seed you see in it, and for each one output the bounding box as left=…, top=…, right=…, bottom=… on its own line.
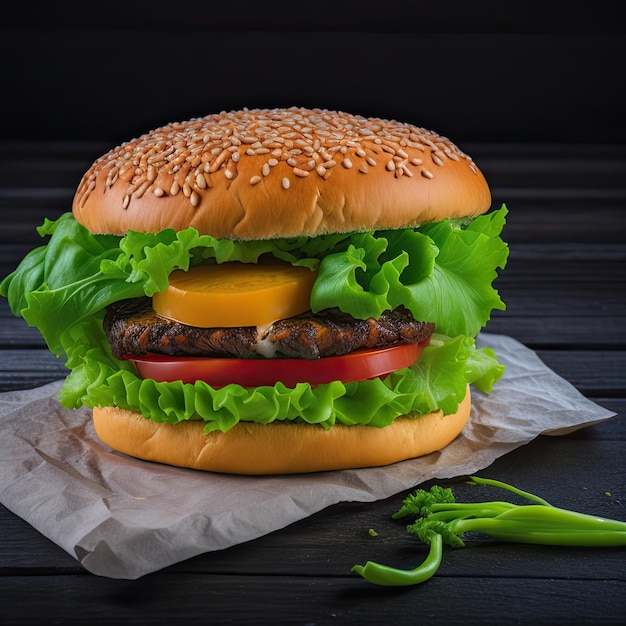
left=250, top=175, right=262, bottom=185
left=432, top=153, right=445, bottom=167
left=282, top=177, right=290, bottom=189
left=80, top=181, right=96, bottom=203
left=421, top=168, right=434, bottom=179
left=293, top=167, right=310, bottom=177
left=209, top=149, right=230, bottom=172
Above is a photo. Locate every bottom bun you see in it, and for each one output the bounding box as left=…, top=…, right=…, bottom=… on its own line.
left=92, top=387, right=471, bottom=474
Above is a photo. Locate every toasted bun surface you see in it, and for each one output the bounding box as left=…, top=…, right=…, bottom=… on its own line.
left=92, top=387, right=471, bottom=474
left=73, top=107, right=491, bottom=240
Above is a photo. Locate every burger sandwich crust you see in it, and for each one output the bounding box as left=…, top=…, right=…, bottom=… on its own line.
left=72, top=107, right=491, bottom=239
left=93, top=386, right=471, bottom=474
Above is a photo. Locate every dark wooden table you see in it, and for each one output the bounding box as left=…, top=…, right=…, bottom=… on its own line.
left=0, top=141, right=624, bottom=625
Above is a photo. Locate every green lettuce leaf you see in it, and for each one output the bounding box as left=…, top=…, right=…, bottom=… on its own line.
left=0, top=206, right=508, bottom=429
left=311, top=209, right=509, bottom=337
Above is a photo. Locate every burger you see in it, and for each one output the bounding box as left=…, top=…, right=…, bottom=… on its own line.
left=0, top=107, right=508, bottom=474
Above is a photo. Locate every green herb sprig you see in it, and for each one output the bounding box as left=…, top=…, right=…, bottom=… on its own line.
left=351, top=476, right=626, bottom=587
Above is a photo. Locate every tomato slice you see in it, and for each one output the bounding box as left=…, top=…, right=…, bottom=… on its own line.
left=127, top=340, right=429, bottom=389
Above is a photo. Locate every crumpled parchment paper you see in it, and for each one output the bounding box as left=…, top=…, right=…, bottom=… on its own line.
left=0, top=334, right=615, bottom=579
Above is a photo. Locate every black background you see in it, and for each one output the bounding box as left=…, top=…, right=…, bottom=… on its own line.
left=2, top=1, right=624, bottom=145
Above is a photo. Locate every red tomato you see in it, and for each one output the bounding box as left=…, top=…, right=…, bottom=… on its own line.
left=127, top=340, right=429, bottom=389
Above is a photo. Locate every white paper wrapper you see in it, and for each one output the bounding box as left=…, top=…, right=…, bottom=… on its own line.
left=0, top=334, right=615, bottom=579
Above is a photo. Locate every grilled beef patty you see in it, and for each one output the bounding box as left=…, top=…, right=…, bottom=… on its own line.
left=104, top=297, right=435, bottom=360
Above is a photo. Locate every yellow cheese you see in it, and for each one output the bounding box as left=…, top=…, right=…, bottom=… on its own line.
left=152, top=262, right=318, bottom=328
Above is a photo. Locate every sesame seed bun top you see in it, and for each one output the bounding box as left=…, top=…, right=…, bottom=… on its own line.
left=72, top=107, right=492, bottom=240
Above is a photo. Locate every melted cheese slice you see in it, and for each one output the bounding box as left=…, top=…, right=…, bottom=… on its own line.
left=153, top=262, right=318, bottom=328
